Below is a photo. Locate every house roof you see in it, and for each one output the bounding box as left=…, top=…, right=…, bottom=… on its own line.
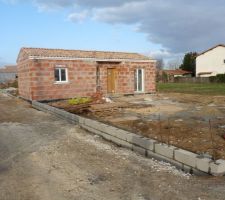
left=197, top=44, right=225, bottom=57
left=0, top=65, right=17, bottom=73
left=17, top=47, right=154, bottom=63
left=162, top=69, right=192, bottom=75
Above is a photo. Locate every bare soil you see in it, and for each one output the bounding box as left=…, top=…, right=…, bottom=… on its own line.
left=2, top=93, right=225, bottom=199
left=50, top=93, right=225, bottom=160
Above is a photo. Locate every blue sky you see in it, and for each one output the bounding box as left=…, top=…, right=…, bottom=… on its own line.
left=1, top=0, right=225, bottom=66
left=0, top=1, right=160, bottom=65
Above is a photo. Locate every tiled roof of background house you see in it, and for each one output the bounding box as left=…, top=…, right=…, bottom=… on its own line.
left=0, top=65, right=17, bottom=73
left=162, top=69, right=192, bottom=75
left=17, top=47, right=153, bottom=62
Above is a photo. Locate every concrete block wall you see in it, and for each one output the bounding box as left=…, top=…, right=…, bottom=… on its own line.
left=32, top=101, right=225, bottom=176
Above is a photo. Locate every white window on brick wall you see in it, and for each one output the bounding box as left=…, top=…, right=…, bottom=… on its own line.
left=54, top=67, right=68, bottom=83
left=134, top=68, right=144, bottom=92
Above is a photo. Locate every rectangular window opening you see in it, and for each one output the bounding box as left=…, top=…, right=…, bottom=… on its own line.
left=54, top=67, right=68, bottom=83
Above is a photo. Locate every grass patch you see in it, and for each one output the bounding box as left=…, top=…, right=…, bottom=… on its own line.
left=157, top=83, right=225, bottom=95
left=68, top=97, right=92, bottom=105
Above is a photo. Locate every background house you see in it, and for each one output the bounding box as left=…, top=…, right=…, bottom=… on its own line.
left=196, top=44, right=225, bottom=77
left=0, top=65, right=17, bottom=83
left=157, top=69, right=192, bottom=82
left=17, top=47, right=156, bottom=101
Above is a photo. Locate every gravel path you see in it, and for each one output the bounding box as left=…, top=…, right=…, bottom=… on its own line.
left=0, top=93, right=225, bottom=200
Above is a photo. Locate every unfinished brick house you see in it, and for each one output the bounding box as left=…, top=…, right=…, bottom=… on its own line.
left=17, top=47, right=156, bottom=101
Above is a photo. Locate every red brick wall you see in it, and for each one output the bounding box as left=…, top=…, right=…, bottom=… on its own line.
left=18, top=60, right=32, bottom=100
left=18, top=59, right=156, bottom=101
left=18, top=59, right=97, bottom=101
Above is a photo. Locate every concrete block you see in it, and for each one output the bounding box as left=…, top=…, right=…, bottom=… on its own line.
left=110, top=136, right=133, bottom=149
left=54, top=108, right=66, bottom=116
left=192, top=168, right=209, bottom=176
left=83, top=125, right=111, bottom=143
left=132, top=145, right=146, bottom=156
left=130, top=135, right=156, bottom=151
left=174, top=149, right=197, bottom=168
left=111, top=129, right=132, bottom=141
left=71, top=114, right=79, bottom=122
left=78, top=116, right=85, bottom=124
left=155, top=143, right=176, bottom=159
left=84, top=118, right=100, bottom=128
left=196, top=157, right=211, bottom=173
left=101, top=132, right=113, bottom=142
left=147, top=150, right=183, bottom=170
left=103, top=125, right=121, bottom=137
left=95, top=123, right=110, bottom=133
left=81, top=124, right=102, bottom=136
left=85, top=120, right=114, bottom=135
left=210, top=159, right=225, bottom=176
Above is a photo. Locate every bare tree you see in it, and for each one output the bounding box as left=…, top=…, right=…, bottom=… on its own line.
left=167, top=58, right=182, bottom=70
left=156, top=58, right=164, bottom=70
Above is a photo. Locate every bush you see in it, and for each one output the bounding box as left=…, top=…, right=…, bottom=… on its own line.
left=68, top=97, right=92, bottom=105
left=216, top=74, right=225, bottom=83
left=209, top=74, right=225, bottom=83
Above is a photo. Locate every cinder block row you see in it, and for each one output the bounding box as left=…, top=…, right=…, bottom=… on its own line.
left=32, top=101, right=225, bottom=176
left=81, top=123, right=133, bottom=149
left=32, top=101, right=79, bottom=123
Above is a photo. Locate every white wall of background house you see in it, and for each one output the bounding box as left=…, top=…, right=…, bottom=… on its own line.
left=196, top=45, right=225, bottom=77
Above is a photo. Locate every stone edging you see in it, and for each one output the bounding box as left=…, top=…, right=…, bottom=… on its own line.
left=32, top=101, right=225, bottom=176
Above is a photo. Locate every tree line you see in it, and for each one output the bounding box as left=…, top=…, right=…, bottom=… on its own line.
left=156, top=52, right=197, bottom=77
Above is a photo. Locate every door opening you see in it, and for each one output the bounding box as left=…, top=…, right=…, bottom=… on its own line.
left=107, top=68, right=116, bottom=93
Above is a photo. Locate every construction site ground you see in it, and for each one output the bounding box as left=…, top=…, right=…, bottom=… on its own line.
left=50, top=93, right=225, bottom=160
left=1, top=92, right=225, bottom=200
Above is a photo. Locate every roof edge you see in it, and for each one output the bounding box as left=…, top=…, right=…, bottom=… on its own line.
left=17, top=47, right=155, bottom=63
left=28, top=56, right=156, bottom=63
left=20, top=47, right=150, bottom=56
left=197, top=44, right=225, bottom=57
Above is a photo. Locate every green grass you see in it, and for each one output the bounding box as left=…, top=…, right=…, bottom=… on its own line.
left=157, top=83, right=225, bottom=95
left=68, top=97, right=92, bottom=105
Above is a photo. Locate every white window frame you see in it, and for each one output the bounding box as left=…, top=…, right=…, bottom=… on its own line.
left=135, top=68, right=145, bottom=92
left=54, top=66, right=68, bottom=84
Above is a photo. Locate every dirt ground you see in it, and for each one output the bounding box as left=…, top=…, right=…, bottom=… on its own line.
left=50, top=93, right=225, bottom=160
left=1, top=93, right=225, bottom=199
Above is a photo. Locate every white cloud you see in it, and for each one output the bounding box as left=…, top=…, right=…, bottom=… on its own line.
left=68, top=10, right=89, bottom=23
left=3, top=0, right=225, bottom=56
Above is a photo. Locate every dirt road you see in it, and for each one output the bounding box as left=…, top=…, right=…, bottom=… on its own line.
left=0, top=93, right=225, bottom=200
